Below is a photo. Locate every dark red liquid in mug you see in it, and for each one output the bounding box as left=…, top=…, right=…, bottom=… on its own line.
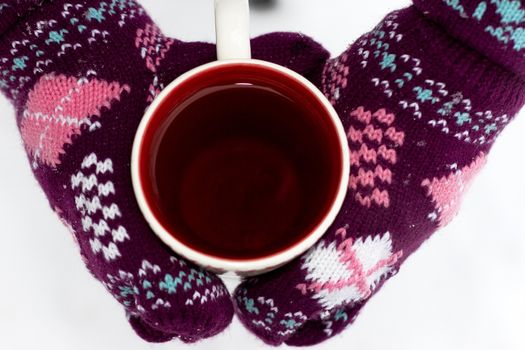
left=139, top=64, right=344, bottom=260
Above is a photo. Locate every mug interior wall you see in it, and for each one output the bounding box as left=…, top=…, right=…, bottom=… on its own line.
left=137, top=62, right=346, bottom=262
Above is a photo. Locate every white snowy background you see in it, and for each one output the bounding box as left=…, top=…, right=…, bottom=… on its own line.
left=0, top=1, right=524, bottom=349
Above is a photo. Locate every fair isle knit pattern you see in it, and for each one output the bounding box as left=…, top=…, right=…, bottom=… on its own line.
left=345, top=107, right=405, bottom=208
left=134, top=23, right=174, bottom=103
left=0, top=0, right=331, bottom=343
left=296, top=229, right=403, bottom=310
left=0, top=0, right=233, bottom=343
left=2, top=0, right=524, bottom=346
left=21, top=73, right=130, bottom=168
left=422, top=152, right=487, bottom=226
left=71, top=152, right=130, bottom=262
left=234, top=1, right=525, bottom=346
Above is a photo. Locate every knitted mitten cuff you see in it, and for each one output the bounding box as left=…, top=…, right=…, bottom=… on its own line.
left=413, top=0, right=525, bottom=78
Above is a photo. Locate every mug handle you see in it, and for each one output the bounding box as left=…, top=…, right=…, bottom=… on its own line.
left=215, top=0, right=252, bottom=60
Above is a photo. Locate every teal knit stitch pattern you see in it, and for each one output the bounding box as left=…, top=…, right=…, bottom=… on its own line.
left=355, top=10, right=512, bottom=145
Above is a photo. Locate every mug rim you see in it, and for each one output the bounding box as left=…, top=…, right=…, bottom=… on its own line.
left=131, top=59, right=350, bottom=273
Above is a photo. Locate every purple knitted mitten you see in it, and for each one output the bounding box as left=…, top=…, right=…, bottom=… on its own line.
left=0, top=0, right=328, bottom=343
left=234, top=2, right=525, bottom=346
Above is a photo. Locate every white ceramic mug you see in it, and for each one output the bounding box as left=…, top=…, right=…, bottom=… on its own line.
left=131, top=0, right=349, bottom=275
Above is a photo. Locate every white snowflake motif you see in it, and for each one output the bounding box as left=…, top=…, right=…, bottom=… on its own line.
left=297, top=227, right=402, bottom=310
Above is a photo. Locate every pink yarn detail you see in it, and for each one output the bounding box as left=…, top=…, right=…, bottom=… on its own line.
left=421, top=153, right=487, bottom=226
left=373, top=108, right=396, bottom=126
left=20, top=74, right=130, bottom=167
left=349, top=165, right=393, bottom=190
left=322, top=53, right=350, bottom=105
left=147, top=81, right=161, bottom=103
left=385, top=127, right=405, bottom=145
left=350, top=106, right=373, bottom=124
left=298, top=234, right=403, bottom=298
left=378, top=145, right=398, bottom=164
left=296, top=284, right=308, bottom=295
left=350, top=144, right=378, bottom=167
left=335, top=227, right=348, bottom=239
left=135, top=23, right=174, bottom=73
left=355, top=189, right=391, bottom=208
left=349, top=133, right=402, bottom=166
left=347, top=106, right=405, bottom=209
left=350, top=107, right=397, bottom=127
left=347, top=125, right=384, bottom=144
left=349, top=144, right=398, bottom=167
left=337, top=238, right=374, bottom=296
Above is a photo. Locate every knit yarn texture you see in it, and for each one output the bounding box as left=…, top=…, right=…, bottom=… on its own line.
left=233, top=1, right=525, bottom=346
left=0, top=0, right=524, bottom=346
left=0, top=0, right=328, bottom=343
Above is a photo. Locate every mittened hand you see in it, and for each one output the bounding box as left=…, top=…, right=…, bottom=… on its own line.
left=3, top=0, right=524, bottom=345
left=234, top=2, right=525, bottom=346
left=0, top=0, right=329, bottom=343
